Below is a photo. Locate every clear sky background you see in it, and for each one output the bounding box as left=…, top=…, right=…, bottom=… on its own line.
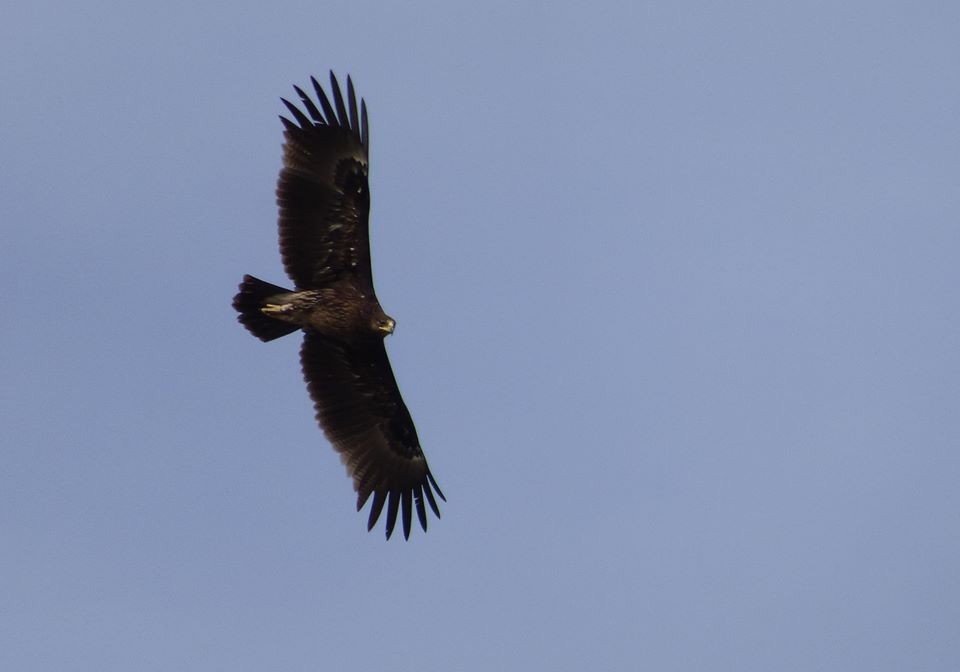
left=2, top=1, right=958, bottom=670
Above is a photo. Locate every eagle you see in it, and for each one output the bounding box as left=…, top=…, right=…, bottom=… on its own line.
left=232, top=72, right=444, bottom=540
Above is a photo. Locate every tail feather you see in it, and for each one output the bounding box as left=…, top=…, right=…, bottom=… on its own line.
left=233, top=274, right=300, bottom=342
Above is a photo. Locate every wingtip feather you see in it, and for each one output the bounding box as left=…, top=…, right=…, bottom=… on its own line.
left=279, top=115, right=298, bottom=133
left=293, top=85, right=325, bottom=124
left=401, top=489, right=412, bottom=540
left=367, top=490, right=387, bottom=532
left=280, top=97, right=312, bottom=129
left=347, top=75, right=360, bottom=136
left=311, top=75, right=338, bottom=125
left=361, top=99, right=369, bottom=149
left=414, top=484, right=428, bottom=532
left=427, top=471, right=446, bottom=502
left=422, top=479, right=441, bottom=519
left=329, top=71, right=350, bottom=129
left=384, top=489, right=400, bottom=540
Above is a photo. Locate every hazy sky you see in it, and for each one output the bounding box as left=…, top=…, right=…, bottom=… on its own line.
left=2, top=2, right=958, bottom=670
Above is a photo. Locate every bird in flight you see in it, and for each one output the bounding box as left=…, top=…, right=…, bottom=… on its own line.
left=232, top=72, right=443, bottom=540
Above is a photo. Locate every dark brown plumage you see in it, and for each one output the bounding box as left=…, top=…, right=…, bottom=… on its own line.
left=232, top=72, right=443, bottom=540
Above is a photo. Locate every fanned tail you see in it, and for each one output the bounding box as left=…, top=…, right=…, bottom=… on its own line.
left=232, top=274, right=300, bottom=342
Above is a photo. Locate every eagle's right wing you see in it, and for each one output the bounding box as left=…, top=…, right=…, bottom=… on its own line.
left=276, top=73, right=374, bottom=291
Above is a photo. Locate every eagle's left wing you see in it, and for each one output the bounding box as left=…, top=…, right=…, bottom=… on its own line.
left=300, top=331, right=444, bottom=539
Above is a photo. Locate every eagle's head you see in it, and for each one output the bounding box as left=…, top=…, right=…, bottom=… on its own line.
left=374, top=315, right=396, bottom=336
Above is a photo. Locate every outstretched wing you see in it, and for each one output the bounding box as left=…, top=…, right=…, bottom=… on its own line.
left=277, top=72, right=373, bottom=290
left=300, top=332, right=445, bottom=539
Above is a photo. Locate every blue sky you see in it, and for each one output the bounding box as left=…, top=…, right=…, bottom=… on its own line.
left=2, top=1, right=958, bottom=670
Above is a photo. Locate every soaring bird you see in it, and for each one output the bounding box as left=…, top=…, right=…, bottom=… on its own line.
left=232, top=73, right=443, bottom=540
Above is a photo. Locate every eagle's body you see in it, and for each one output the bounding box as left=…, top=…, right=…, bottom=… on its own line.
left=232, top=73, right=443, bottom=539
left=259, top=284, right=390, bottom=339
